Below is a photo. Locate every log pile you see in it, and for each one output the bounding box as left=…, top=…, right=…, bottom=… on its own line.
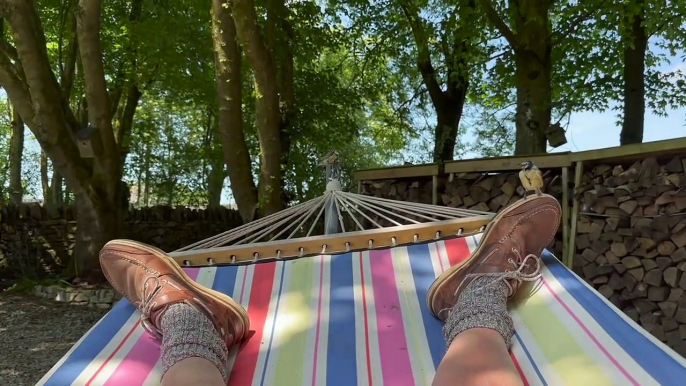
left=361, top=171, right=564, bottom=256
left=574, top=156, right=686, bottom=355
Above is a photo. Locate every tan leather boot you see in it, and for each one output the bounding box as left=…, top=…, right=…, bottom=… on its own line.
left=99, top=240, right=250, bottom=347
left=427, top=194, right=561, bottom=321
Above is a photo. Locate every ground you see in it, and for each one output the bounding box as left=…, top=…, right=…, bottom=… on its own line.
left=0, top=293, right=108, bottom=386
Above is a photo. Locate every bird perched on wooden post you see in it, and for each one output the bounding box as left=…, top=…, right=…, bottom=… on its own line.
left=519, top=160, right=544, bottom=198
left=319, top=150, right=340, bottom=166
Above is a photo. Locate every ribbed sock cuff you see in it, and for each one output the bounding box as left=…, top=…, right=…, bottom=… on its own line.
left=159, top=303, right=229, bottom=382
left=442, top=276, right=514, bottom=349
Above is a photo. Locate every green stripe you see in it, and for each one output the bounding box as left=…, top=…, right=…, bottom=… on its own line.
left=515, top=287, right=614, bottom=385
left=272, top=258, right=315, bottom=385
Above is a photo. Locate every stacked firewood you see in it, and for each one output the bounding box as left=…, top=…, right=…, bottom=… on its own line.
left=574, top=156, right=686, bottom=355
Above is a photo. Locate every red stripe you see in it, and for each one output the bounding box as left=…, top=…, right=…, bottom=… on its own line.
left=359, top=253, right=374, bottom=385
left=85, top=320, right=141, bottom=386
left=510, top=352, right=530, bottom=386
left=444, top=237, right=471, bottom=267
left=228, top=262, right=278, bottom=384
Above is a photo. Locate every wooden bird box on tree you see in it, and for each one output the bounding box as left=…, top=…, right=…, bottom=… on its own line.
left=74, top=125, right=98, bottom=158
left=546, top=123, right=567, bottom=148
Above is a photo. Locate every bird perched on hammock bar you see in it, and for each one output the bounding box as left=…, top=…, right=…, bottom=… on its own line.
left=519, top=160, right=544, bottom=198
left=319, top=150, right=340, bottom=166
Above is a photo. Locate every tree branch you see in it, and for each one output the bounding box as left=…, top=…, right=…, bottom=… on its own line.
left=476, top=0, right=518, bottom=47
left=76, top=0, right=118, bottom=164
left=397, top=0, right=444, bottom=106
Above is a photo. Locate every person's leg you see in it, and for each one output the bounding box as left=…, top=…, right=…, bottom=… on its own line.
left=99, top=240, right=251, bottom=385
left=427, top=194, right=561, bottom=386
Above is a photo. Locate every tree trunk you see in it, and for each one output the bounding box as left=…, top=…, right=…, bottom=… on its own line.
left=8, top=105, right=24, bottom=205
left=513, top=49, right=551, bottom=155
left=232, top=0, right=284, bottom=216
left=211, top=0, right=259, bottom=221
left=620, top=0, right=646, bottom=145
left=71, top=190, right=119, bottom=281
left=512, top=0, right=552, bottom=156
left=434, top=92, right=466, bottom=161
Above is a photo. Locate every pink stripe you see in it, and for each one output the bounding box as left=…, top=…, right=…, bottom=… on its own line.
left=369, top=249, right=414, bottom=385
left=310, top=255, right=326, bottom=385
left=102, top=268, right=202, bottom=385
left=541, top=276, right=640, bottom=385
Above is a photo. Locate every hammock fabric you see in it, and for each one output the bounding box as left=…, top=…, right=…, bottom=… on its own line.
left=39, top=234, right=686, bottom=386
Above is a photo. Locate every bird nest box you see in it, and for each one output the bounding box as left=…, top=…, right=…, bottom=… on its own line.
left=546, top=123, right=567, bottom=148
left=74, top=125, right=99, bottom=158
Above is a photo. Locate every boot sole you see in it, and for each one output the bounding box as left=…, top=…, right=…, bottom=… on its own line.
left=105, top=239, right=251, bottom=341
left=425, top=194, right=557, bottom=317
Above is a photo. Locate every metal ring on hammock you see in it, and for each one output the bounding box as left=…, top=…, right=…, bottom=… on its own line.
left=252, top=252, right=259, bottom=261
left=276, top=249, right=282, bottom=259
left=457, top=228, right=464, bottom=236
left=391, top=236, right=397, bottom=246
left=435, top=231, right=441, bottom=239
left=345, top=242, right=351, bottom=252
left=322, top=244, right=327, bottom=254
left=299, top=247, right=304, bottom=257
left=368, top=239, right=373, bottom=249
left=207, top=257, right=215, bottom=265
left=183, top=260, right=190, bottom=266
left=413, top=234, right=418, bottom=243
left=479, top=225, right=486, bottom=232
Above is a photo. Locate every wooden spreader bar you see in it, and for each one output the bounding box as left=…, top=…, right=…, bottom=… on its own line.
left=169, top=215, right=493, bottom=266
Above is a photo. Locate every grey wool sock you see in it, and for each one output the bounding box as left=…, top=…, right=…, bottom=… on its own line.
left=442, top=276, right=515, bottom=349
left=160, top=303, right=229, bottom=382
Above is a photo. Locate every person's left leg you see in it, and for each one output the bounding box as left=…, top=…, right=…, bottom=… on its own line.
left=99, top=240, right=252, bottom=385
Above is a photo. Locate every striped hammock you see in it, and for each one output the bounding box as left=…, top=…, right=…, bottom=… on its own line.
left=38, top=234, right=686, bottom=386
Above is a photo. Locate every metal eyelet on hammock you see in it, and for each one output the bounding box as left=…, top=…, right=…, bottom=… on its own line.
left=479, top=225, right=486, bottom=232
left=207, top=257, right=215, bottom=265
left=276, top=250, right=282, bottom=259
left=435, top=231, right=441, bottom=239
left=252, top=252, right=259, bottom=261
left=368, top=239, right=373, bottom=249
left=413, top=234, right=418, bottom=243
left=230, top=255, right=236, bottom=263
left=183, top=260, right=191, bottom=266
left=321, top=244, right=328, bottom=254
left=299, top=247, right=305, bottom=257
left=457, top=228, right=464, bottom=235
left=345, top=242, right=351, bottom=252
left=391, top=236, right=397, bottom=246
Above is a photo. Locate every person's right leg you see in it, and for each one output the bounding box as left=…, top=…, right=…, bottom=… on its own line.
left=427, top=194, right=561, bottom=386
left=99, top=240, right=252, bottom=385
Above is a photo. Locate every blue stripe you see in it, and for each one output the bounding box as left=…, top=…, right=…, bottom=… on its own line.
left=406, top=243, right=446, bottom=367
left=259, top=261, right=287, bottom=386
left=543, top=251, right=686, bottom=384
left=513, top=332, right=548, bottom=386
left=210, top=265, right=238, bottom=297
left=41, top=299, right=137, bottom=386
left=326, top=252, right=358, bottom=385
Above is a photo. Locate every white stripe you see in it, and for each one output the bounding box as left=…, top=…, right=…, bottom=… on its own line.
left=315, top=254, right=332, bottom=385
left=436, top=240, right=451, bottom=272
left=352, top=252, right=370, bottom=386
left=393, top=246, right=435, bottom=386
left=427, top=241, right=443, bottom=277
left=361, top=250, right=384, bottom=386
left=509, top=338, right=543, bottom=386
left=251, top=261, right=285, bottom=386
left=227, top=265, right=249, bottom=374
